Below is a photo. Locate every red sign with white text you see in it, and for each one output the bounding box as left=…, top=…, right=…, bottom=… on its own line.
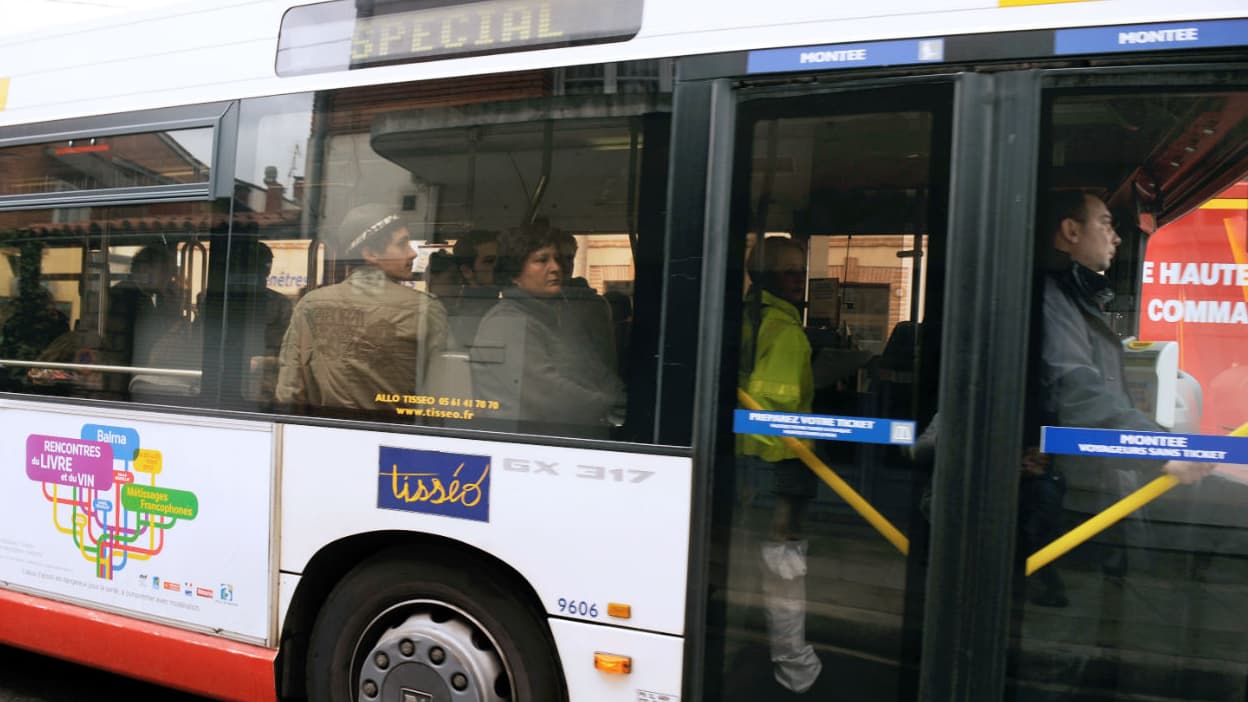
left=1139, top=182, right=1248, bottom=434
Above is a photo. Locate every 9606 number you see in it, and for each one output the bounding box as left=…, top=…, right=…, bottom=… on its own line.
left=557, top=598, right=599, bottom=618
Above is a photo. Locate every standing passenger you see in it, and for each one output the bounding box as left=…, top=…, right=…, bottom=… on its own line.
left=737, top=236, right=822, bottom=693
left=1036, top=191, right=1212, bottom=585
left=276, top=204, right=447, bottom=413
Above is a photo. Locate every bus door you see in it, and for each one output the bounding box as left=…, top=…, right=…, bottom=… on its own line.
left=1012, top=68, right=1248, bottom=700
left=703, top=81, right=953, bottom=701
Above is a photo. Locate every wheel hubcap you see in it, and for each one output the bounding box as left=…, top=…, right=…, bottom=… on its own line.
left=354, top=604, right=510, bottom=702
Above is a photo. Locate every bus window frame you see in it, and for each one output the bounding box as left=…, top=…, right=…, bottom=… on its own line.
left=0, top=101, right=237, bottom=210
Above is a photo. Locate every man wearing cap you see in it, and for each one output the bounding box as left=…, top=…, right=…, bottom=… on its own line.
left=276, top=204, right=448, bottom=412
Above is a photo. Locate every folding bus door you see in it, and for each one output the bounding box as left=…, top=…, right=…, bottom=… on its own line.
left=1010, top=65, right=1248, bottom=702
left=701, top=81, right=953, bottom=702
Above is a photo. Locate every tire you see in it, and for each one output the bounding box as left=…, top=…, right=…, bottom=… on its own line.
left=306, top=548, right=565, bottom=702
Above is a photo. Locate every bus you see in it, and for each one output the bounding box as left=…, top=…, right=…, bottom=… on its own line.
left=0, top=1, right=1246, bottom=700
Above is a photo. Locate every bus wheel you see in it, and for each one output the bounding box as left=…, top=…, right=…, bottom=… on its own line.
left=306, top=550, right=565, bottom=702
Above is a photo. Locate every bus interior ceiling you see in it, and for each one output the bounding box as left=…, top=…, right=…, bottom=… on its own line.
left=1046, top=91, right=1248, bottom=336
left=368, top=94, right=670, bottom=239
left=751, top=110, right=933, bottom=236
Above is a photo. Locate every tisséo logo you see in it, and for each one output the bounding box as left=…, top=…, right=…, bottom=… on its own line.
left=376, top=447, right=491, bottom=523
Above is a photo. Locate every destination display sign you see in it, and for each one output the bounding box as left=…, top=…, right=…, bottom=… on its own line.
left=277, top=0, right=643, bottom=76
left=744, top=18, right=1248, bottom=76
left=748, top=38, right=945, bottom=74
left=1055, top=19, right=1248, bottom=56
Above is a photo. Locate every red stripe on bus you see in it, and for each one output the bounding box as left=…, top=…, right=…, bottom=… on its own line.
left=0, top=589, right=276, bottom=701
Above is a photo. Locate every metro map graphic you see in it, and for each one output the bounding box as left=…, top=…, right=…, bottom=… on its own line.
left=25, top=423, right=199, bottom=580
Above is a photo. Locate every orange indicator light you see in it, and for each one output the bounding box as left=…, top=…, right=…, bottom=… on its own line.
left=54, top=144, right=110, bottom=155
left=607, top=602, right=631, bottom=619
left=594, top=652, right=632, bottom=675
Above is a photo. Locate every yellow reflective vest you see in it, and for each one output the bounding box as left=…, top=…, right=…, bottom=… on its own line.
left=737, top=290, right=813, bottom=461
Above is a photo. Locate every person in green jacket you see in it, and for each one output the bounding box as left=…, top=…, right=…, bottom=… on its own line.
left=738, top=235, right=822, bottom=693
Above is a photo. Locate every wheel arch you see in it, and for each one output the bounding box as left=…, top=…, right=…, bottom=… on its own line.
left=275, top=530, right=561, bottom=701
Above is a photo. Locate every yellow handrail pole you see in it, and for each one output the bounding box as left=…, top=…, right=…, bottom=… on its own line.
left=737, top=389, right=910, bottom=555
left=1026, top=421, right=1248, bottom=576
left=1025, top=474, right=1178, bottom=575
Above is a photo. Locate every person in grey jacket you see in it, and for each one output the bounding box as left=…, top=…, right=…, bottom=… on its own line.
left=470, top=221, right=624, bottom=438
left=1036, top=191, right=1211, bottom=587
left=1039, top=191, right=1211, bottom=482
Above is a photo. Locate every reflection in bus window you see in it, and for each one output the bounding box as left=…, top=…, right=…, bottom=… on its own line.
left=0, top=205, right=212, bottom=403
left=1140, top=181, right=1248, bottom=435
left=0, top=127, right=213, bottom=199
left=230, top=67, right=670, bottom=439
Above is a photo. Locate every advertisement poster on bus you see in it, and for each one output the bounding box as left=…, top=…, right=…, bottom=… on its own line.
left=0, top=404, right=273, bottom=644
left=1138, top=182, right=1248, bottom=435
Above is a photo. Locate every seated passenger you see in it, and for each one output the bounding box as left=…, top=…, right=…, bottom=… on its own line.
left=424, top=250, right=462, bottom=300
left=470, top=221, right=624, bottom=438
left=96, top=243, right=183, bottom=397
left=554, top=228, right=616, bottom=371
left=202, top=239, right=292, bottom=401
left=276, top=204, right=448, bottom=413
left=236, top=239, right=294, bottom=360
left=453, top=229, right=499, bottom=291
left=445, top=230, right=500, bottom=348
left=604, top=290, right=633, bottom=378
left=0, top=248, right=69, bottom=390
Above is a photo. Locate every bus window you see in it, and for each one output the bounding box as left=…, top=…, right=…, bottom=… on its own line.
left=709, top=86, right=951, bottom=700
left=1017, top=87, right=1248, bottom=699
left=228, top=65, right=672, bottom=441
left=0, top=127, right=212, bottom=201
left=0, top=202, right=215, bottom=405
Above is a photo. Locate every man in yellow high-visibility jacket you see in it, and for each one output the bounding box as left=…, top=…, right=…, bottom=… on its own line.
left=738, top=235, right=821, bottom=693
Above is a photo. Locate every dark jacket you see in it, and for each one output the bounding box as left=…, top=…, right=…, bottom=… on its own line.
left=444, top=284, right=499, bottom=350
left=471, top=287, right=624, bottom=438
left=1040, top=255, right=1158, bottom=437
left=1039, top=252, right=1162, bottom=508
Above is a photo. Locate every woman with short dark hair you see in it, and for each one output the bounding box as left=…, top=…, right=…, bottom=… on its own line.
left=470, top=221, right=624, bottom=438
